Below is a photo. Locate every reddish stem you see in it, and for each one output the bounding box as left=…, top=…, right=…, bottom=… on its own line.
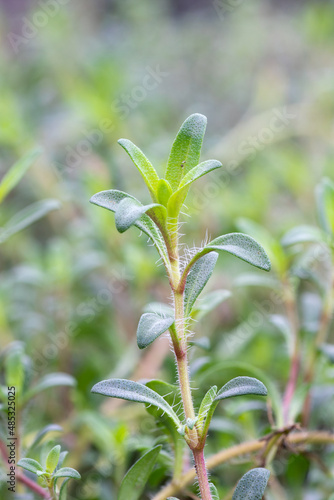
left=18, top=473, right=51, bottom=499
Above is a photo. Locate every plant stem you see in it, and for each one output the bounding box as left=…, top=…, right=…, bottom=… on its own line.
left=193, top=449, right=212, bottom=500
left=152, top=431, right=334, bottom=500
left=17, top=473, right=51, bottom=499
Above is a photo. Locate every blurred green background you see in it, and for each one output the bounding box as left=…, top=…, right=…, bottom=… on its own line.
left=0, top=0, right=334, bottom=499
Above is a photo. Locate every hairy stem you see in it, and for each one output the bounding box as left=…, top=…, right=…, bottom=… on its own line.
left=193, top=449, right=212, bottom=500
left=152, top=431, right=334, bottom=500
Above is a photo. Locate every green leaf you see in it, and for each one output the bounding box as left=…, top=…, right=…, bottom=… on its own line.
left=209, top=482, right=219, bottom=500
left=0, top=149, right=41, bottom=204
left=281, top=225, right=325, bottom=246
left=0, top=199, right=61, bottom=244
left=165, top=113, right=207, bottom=191
left=232, top=468, right=270, bottom=500
left=22, top=373, right=76, bottom=404
left=118, top=138, right=160, bottom=199
left=118, top=445, right=162, bottom=500
left=197, top=386, right=217, bottom=431
left=90, top=190, right=170, bottom=269
left=59, top=478, right=71, bottom=500
left=45, top=445, right=61, bottom=473
left=316, top=177, right=334, bottom=236
left=167, top=160, right=222, bottom=218
left=215, top=376, right=267, bottom=401
left=53, top=467, right=81, bottom=479
left=143, top=302, right=174, bottom=318
left=157, top=179, right=173, bottom=207
left=114, top=197, right=163, bottom=234
left=137, top=313, right=174, bottom=349
left=192, top=289, right=231, bottom=320
left=91, top=379, right=181, bottom=427
left=184, top=252, right=219, bottom=317
left=17, top=458, right=44, bottom=475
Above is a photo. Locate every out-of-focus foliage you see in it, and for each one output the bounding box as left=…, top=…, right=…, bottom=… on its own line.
left=0, top=1, right=334, bottom=499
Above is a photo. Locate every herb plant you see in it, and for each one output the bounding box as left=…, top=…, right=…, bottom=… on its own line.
left=90, top=114, right=272, bottom=500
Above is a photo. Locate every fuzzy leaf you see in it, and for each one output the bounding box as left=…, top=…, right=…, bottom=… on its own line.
left=209, top=483, right=219, bottom=500
left=167, top=160, right=222, bottom=218
left=316, top=177, right=334, bottom=236
left=0, top=199, right=61, bottom=244
left=17, top=458, right=44, bottom=475
left=45, top=445, right=61, bottom=473
left=137, top=312, right=174, bottom=349
left=184, top=252, right=218, bottom=317
left=215, top=376, right=267, bottom=401
left=59, top=478, right=71, bottom=500
left=165, top=113, right=207, bottom=191
left=197, top=386, right=218, bottom=431
left=114, top=197, right=162, bottom=234
left=187, top=233, right=271, bottom=274
left=143, top=302, right=174, bottom=318
left=91, top=379, right=181, bottom=427
left=281, top=225, right=325, bottom=246
left=232, top=468, right=270, bottom=500
left=118, top=445, right=162, bottom=500
left=53, top=467, right=81, bottom=479
left=22, top=373, right=76, bottom=404
left=0, top=149, right=41, bottom=204
left=118, top=139, right=159, bottom=199
left=90, top=190, right=170, bottom=269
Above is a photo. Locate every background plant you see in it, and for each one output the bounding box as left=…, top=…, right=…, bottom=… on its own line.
left=1, top=1, right=334, bottom=499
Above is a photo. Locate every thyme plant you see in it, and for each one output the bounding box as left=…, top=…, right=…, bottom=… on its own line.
left=90, top=114, right=272, bottom=500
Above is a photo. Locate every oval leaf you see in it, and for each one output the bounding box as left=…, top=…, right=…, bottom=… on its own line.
left=115, top=198, right=162, bottom=234
left=137, top=313, right=174, bottom=349
left=184, top=252, right=218, bottom=317
left=165, top=113, right=207, bottom=191
left=232, top=468, right=270, bottom=500
left=118, top=445, right=161, bottom=500
left=91, top=379, right=181, bottom=427
left=53, top=467, right=81, bottom=479
left=90, top=190, right=170, bottom=270
left=118, top=138, right=160, bottom=199
left=215, top=376, right=267, bottom=401
left=46, top=445, right=61, bottom=473
left=197, top=385, right=217, bottom=431
left=17, top=458, right=44, bottom=475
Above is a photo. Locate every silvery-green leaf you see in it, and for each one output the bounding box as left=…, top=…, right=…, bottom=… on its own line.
left=184, top=252, right=218, bottom=317
left=167, top=160, right=222, bottom=218
left=281, top=225, right=325, bottom=246
left=232, top=468, right=270, bottom=500
left=209, top=482, right=219, bottom=500
left=90, top=190, right=170, bottom=269
left=165, top=113, right=207, bottom=191
left=118, top=138, right=159, bottom=199
left=59, top=478, right=71, bottom=500
left=91, top=379, right=181, bottom=427
left=115, top=197, right=162, bottom=234
left=53, top=467, right=81, bottom=479
left=137, top=312, right=174, bottom=349
left=118, top=446, right=161, bottom=500
left=185, top=233, right=271, bottom=274
left=215, top=376, right=267, bottom=401
left=143, top=302, right=174, bottom=318
left=17, top=458, right=44, bottom=475
left=0, top=148, right=41, bottom=204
